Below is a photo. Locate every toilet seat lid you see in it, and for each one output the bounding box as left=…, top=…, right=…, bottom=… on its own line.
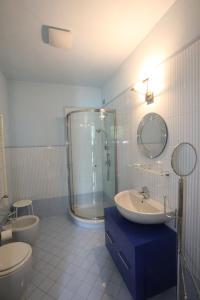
left=0, top=242, right=32, bottom=272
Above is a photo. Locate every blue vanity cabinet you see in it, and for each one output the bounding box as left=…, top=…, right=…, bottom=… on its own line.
left=105, top=207, right=177, bottom=300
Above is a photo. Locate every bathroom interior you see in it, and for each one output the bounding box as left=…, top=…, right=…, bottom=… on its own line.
left=0, top=0, right=200, bottom=300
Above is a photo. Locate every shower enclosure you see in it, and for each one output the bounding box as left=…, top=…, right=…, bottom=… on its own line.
left=66, top=109, right=116, bottom=221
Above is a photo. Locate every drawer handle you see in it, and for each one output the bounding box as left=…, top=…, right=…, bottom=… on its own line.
left=106, top=231, right=114, bottom=244
left=118, top=251, right=130, bottom=270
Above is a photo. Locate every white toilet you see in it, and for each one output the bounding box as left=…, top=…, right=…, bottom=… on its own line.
left=0, top=242, right=32, bottom=300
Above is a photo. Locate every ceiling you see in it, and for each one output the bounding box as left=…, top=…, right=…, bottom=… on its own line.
left=0, top=0, right=176, bottom=87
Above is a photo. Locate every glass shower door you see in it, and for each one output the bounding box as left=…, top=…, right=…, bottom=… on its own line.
left=67, top=109, right=116, bottom=220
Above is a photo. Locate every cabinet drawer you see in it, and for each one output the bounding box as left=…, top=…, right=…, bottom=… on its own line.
left=105, top=229, right=115, bottom=258
left=105, top=212, right=135, bottom=267
left=105, top=230, right=115, bottom=246
left=105, top=207, right=177, bottom=300
left=114, top=247, right=135, bottom=294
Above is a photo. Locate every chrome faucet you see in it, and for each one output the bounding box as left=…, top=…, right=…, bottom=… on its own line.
left=139, top=186, right=150, bottom=199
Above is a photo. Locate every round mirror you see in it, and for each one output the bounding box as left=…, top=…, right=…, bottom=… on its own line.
left=137, top=113, right=168, bottom=158
left=171, top=143, right=197, bottom=176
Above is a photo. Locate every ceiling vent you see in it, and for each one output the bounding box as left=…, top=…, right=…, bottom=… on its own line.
left=41, top=25, right=72, bottom=49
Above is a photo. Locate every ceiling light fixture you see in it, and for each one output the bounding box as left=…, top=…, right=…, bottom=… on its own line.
left=41, top=25, right=73, bottom=49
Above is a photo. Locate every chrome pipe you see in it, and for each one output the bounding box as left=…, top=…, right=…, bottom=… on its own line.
left=177, top=177, right=184, bottom=300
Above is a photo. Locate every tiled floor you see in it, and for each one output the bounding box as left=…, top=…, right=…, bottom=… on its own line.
left=25, top=215, right=176, bottom=300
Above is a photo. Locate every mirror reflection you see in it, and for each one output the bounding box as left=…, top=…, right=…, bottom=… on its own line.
left=137, top=113, right=168, bottom=158
left=171, top=142, right=197, bottom=176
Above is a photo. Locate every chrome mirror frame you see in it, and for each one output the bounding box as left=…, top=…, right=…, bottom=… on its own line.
left=137, top=113, right=168, bottom=158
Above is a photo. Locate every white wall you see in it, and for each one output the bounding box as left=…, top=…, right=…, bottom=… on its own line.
left=101, top=0, right=200, bottom=290
left=102, top=0, right=200, bottom=102
left=0, top=72, right=9, bottom=146
left=104, top=33, right=200, bottom=293
left=8, top=80, right=102, bottom=147
left=0, top=72, right=10, bottom=221
left=6, top=80, right=102, bottom=202
left=6, top=146, right=68, bottom=201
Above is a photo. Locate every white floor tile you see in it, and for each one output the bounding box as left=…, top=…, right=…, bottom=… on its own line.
left=26, top=215, right=177, bottom=300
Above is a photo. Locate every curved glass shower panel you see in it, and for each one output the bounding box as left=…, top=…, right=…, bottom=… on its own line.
left=67, top=109, right=116, bottom=220
left=68, top=111, right=103, bottom=219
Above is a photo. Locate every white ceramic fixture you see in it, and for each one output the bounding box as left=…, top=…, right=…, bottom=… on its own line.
left=3, top=215, right=39, bottom=245
left=48, top=27, right=73, bottom=49
left=114, top=189, right=173, bottom=224
left=0, top=242, right=32, bottom=300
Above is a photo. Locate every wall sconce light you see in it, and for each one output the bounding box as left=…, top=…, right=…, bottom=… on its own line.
left=131, top=78, right=154, bottom=105
left=144, top=78, right=154, bottom=104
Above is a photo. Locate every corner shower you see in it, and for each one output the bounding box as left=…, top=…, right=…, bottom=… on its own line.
left=66, top=109, right=117, bottom=224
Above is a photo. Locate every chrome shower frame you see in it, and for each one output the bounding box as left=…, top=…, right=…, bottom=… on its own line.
left=65, top=108, right=118, bottom=221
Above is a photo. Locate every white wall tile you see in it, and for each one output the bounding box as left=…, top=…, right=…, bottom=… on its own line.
left=6, top=146, right=68, bottom=201
left=105, top=39, right=200, bottom=284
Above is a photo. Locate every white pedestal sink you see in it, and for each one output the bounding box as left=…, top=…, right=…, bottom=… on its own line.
left=114, top=189, right=174, bottom=224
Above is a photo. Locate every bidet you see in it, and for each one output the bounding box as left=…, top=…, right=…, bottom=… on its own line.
left=3, top=215, right=39, bottom=245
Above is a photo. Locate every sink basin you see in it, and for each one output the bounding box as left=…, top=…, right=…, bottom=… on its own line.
left=114, top=189, right=173, bottom=224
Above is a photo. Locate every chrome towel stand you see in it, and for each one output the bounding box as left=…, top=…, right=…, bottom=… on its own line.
left=171, top=142, right=199, bottom=300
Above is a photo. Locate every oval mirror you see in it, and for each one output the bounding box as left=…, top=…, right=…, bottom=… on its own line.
left=171, top=142, right=197, bottom=176
left=137, top=113, right=168, bottom=158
